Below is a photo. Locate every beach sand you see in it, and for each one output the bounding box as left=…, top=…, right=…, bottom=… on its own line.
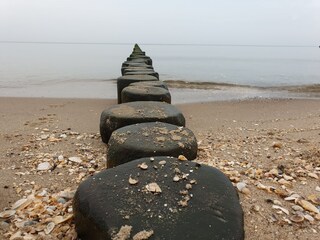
left=0, top=97, right=319, bottom=239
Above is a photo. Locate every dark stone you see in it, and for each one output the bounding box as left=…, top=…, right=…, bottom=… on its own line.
left=100, top=101, right=185, bottom=143
left=130, top=81, right=168, bottom=90
left=73, top=156, right=244, bottom=240
left=107, top=122, right=197, bottom=168
left=127, top=56, right=152, bottom=65
left=121, top=66, right=153, bottom=75
left=121, top=85, right=171, bottom=103
left=124, top=71, right=159, bottom=79
left=122, top=67, right=154, bottom=75
left=117, top=75, right=159, bottom=104
left=122, top=62, right=152, bottom=69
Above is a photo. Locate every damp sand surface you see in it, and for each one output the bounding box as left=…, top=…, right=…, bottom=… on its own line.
left=0, top=97, right=320, bottom=239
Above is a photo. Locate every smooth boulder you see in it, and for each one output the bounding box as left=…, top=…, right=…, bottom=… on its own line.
left=121, top=85, right=171, bottom=103
left=117, top=75, right=158, bottom=103
left=107, top=122, right=197, bottom=168
left=100, top=101, right=185, bottom=143
left=73, top=156, right=244, bottom=240
left=130, top=80, right=168, bottom=90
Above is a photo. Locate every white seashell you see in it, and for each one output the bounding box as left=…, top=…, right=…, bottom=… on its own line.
left=272, top=205, right=289, bottom=215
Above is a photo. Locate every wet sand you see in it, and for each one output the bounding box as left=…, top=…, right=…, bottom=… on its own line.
left=0, top=97, right=320, bottom=239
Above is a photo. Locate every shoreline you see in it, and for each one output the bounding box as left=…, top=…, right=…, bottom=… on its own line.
left=0, top=79, right=319, bottom=104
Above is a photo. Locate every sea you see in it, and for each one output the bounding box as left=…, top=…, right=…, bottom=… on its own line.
left=0, top=42, right=319, bottom=103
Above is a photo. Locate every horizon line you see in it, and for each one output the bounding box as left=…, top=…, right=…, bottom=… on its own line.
left=0, top=40, right=317, bottom=48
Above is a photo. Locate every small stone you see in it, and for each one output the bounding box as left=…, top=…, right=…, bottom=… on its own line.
left=252, top=205, right=260, bottom=212
left=272, top=142, right=282, bottom=149
left=236, top=182, right=246, bottom=192
left=138, top=162, right=148, bottom=170
left=316, top=186, right=320, bottom=192
left=68, top=156, right=82, bottom=163
left=37, top=162, right=51, bottom=171
left=57, top=198, right=67, bottom=204
left=185, top=184, right=192, bottom=190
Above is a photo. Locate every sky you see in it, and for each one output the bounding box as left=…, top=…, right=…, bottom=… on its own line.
left=0, top=0, right=319, bottom=46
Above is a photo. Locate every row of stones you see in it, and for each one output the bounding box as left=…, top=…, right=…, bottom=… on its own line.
left=73, top=44, right=244, bottom=240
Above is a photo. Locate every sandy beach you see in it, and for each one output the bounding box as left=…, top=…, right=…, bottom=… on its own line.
left=0, top=97, right=320, bottom=239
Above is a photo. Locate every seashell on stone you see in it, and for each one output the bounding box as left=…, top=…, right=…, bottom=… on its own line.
left=173, top=175, right=180, bottom=182
left=129, top=177, right=139, bottom=185
left=178, top=155, right=187, bottom=161
left=145, top=183, right=162, bottom=193
left=132, top=230, right=154, bottom=240
left=158, top=160, right=166, bottom=165
left=138, top=162, right=148, bottom=170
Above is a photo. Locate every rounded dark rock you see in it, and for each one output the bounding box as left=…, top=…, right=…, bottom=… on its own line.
left=73, top=156, right=244, bottom=240
left=124, top=71, right=159, bottom=79
left=123, top=68, right=155, bottom=74
left=107, top=122, right=197, bottom=168
left=100, top=101, right=185, bottom=143
left=127, top=56, right=152, bottom=66
left=130, top=81, right=168, bottom=90
left=121, top=85, right=171, bottom=103
left=122, top=62, right=152, bottom=68
left=117, top=75, right=158, bottom=103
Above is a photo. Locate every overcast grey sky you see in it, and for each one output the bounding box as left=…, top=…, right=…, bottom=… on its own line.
left=0, top=0, right=319, bottom=46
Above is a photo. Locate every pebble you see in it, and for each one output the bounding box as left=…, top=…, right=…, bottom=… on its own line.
left=68, top=156, right=82, bottom=164
left=57, top=198, right=67, bottom=204
left=37, top=162, right=51, bottom=171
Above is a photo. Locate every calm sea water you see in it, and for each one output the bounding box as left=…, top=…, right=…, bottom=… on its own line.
left=0, top=43, right=319, bottom=100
